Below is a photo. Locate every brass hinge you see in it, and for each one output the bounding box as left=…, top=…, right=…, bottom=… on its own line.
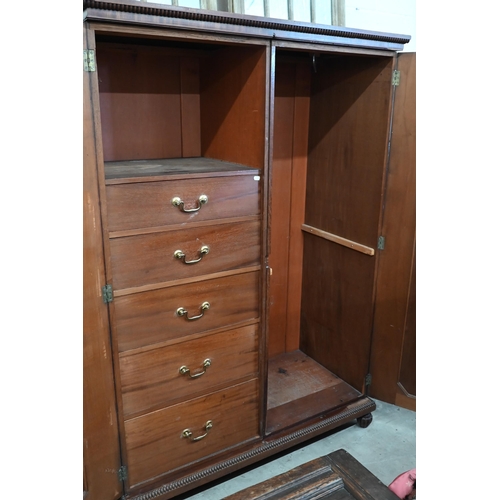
left=118, top=465, right=127, bottom=482
left=365, top=374, right=372, bottom=386
left=83, top=49, right=96, bottom=72
left=392, top=70, right=400, bottom=86
left=102, top=284, right=113, bottom=304
left=377, top=236, right=385, bottom=250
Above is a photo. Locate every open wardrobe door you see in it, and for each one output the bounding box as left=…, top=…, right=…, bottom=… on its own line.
left=370, top=52, right=416, bottom=411
left=266, top=44, right=398, bottom=434
left=83, top=24, right=123, bottom=500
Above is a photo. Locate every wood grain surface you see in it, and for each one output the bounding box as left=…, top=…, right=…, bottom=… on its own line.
left=266, top=350, right=361, bottom=434
left=370, top=53, right=416, bottom=406
left=201, top=45, right=267, bottom=170
left=120, top=324, right=259, bottom=417
left=114, top=271, right=260, bottom=351
left=305, top=55, right=393, bottom=248
left=268, top=60, right=295, bottom=357
left=106, top=171, right=260, bottom=231
left=124, top=379, right=260, bottom=487
left=83, top=24, right=122, bottom=500
left=224, top=449, right=399, bottom=499
left=97, top=42, right=184, bottom=161
left=104, top=157, right=259, bottom=181
left=300, top=234, right=375, bottom=392
left=267, top=56, right=310, bottom=357
left=109, top=219, right=260, bottom=290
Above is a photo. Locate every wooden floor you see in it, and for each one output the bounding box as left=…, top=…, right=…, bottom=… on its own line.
left=266, top=350, right=361, bottom=435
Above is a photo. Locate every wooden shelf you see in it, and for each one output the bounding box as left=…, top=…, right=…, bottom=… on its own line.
left=104, top=157, right=259, bottom=182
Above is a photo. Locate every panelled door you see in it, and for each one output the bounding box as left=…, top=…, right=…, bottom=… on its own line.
left=299, top=51, right=397, bottom=393
left=83, top=24, right=123, bottom=500
left=370, top=52, right=416, bottom=409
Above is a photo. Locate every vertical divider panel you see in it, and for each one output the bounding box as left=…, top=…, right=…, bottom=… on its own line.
left=267, top=54, right=311, bottom=356
left=259, top=42, right=273, bottom=436
left=286, top=61, right=311, bottom=352
left=180, top=57, right=201, bottom=157
left=268, top=59, right=295, bottom=356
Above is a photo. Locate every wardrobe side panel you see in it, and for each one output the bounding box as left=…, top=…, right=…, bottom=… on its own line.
left=268, top=59, right=311, bottom=356
left=286, top=62, right=311, bottom=352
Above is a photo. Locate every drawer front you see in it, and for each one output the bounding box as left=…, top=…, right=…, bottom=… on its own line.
left=120, top=324, right=259, bottom=417
left=106, top=175, right=260, bottom=232
left=125, top=379, right=259, bottom=488
left=114, top=271, right=260, bottom=352
left=109, top=220, right=260, bottom=290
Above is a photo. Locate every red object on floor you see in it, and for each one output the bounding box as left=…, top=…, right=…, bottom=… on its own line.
left=388, top=468, right=416, bottom=499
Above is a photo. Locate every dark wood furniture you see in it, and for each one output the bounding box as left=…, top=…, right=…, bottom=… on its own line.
left=224, top=449, right=400, bottom=500
left=370, top=53, right=416, bottom=411
left=83, top=2, right=413, bottom=499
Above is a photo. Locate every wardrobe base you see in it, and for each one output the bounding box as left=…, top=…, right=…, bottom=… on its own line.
left=125, top=397, right=376, bottom=500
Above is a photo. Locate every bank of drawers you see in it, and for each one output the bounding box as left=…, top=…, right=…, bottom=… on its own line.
left=105, top=163, right=261, bottom=487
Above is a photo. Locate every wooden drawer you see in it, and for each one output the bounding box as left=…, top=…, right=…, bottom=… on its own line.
left=120, top=323, right=259, bottom=417
left=106, top=174, right=260, bottom=232
left=124, top=379, right=260, bottom=488
left=109, top=219, right=260, bottom=290
left=114, top=271, right=260, bottom=352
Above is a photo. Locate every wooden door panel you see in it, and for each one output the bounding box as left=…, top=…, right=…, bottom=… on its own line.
left=305, top=56, right=394, bottom=247
left=370, top=52, right=416, bottom=409
left=300, top=54, right=395, bottom=391
left=83, top=25, right=123, bottom=500
left=399, top=250, right=416, bottom=396
left=300, top=235, right=375, bottom=390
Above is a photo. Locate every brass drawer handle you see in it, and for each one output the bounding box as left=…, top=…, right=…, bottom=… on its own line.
left=179, top=358, right=212, bottom=379
left=174, top=245, right=209, bottom=264
left=176, top=301, right=210, bottom=321
left=172, top=195, right=208, bottom=213
left=181, top=420, right=213, bottom=442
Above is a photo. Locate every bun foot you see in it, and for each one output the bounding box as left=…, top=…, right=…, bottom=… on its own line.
left=357, top=413, right=373, bottom=428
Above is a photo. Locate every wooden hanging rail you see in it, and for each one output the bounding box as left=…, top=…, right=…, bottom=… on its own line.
left=301, top=224, right=375, bottom=256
